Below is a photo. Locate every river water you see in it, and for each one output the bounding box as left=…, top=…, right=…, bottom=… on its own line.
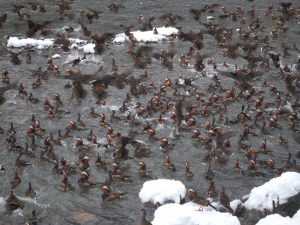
left=0, top=0, right=299, bottom=224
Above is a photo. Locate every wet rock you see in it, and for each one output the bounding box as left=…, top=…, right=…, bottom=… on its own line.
left=72, top=211, right=96, bottom=224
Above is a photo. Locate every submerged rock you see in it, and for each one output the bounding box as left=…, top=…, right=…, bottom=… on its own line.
left=72, top=211, right=96, bottom=224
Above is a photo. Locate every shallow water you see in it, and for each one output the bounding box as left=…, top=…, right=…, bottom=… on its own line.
left=0, top=0, right=299, bottom=224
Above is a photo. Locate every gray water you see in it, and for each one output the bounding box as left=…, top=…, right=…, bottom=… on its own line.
left=0, top=0, right=299, bottom=224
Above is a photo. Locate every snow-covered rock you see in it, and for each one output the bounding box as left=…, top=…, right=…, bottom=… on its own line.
left=151, top=203, right=240, bottom=225
left=7, top=37, right=54, bottom=48
left=139, top=179, right=185, bottom=205
left=256, top=209, right=300, bottom=225
left=244, top=172, right=300, bottom=211
left=113, top=27, right=178, bottom=43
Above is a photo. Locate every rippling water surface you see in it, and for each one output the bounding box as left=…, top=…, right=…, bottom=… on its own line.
left=0, top=0, right=299, bottom=224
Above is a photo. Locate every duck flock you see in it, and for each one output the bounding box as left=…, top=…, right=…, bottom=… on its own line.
left=0, top=0, right=300, bottom=224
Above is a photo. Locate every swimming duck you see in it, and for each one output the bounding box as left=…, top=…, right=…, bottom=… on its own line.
left=25, top=182, right=36, bottom=198
left=26, top=210, right=38, bottom=225
left=95, top=153, right=108, bottom=168
left=100, top=185, right=126, bottom=201
left=43, top=98, right=55, bottom=110
left=77, top=171, right=95, bottom=187
left=60, top=171, right=73, bottom=190
left=88, top=107, right=99, bottom=118
left=139, top=209, right=152, bottom=225
left=205, top=179, right=218, bottom=197
left=68, top=121, right=82, bottom=130
left=27, top=92, right=39, bottom=104
left=6, top=191, right=22, bottom=211
left=99, top=114, right=108, bottom=126
left=57, top=128, right=71, bottom=140
left=183, top=162, right=194, bottom=177
left=110, top=110, right=121, bottom=122
left=204, top=162, right=215, bottom=180
left=15, top=152, right=31, bottom=166
left=266, top=159, right=284, bottom=175
left=138, top=161, right=149, bottom=177
left=285, top=153, right=293, bottom=169
left=258, top=140, right=271, bottom=153
left=60, top=157, right=76, bottom=175
left=78, top=155, right=91, bottom=171
left=164, top=155, right=176, bottom=171
left=233, top=160, right=245, bottom=174
left=246, top=160, right=263, bottom=176
left=76, top=113, right=85, bottom=127
left=159, top=137, right=174, bottom=150
left=11, top=168, right=21, bottom=185
left=50, top=132, right=62, bottom=146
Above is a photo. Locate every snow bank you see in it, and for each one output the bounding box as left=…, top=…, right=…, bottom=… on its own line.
left=139, top=179, right=185, bottom=205
left=113, top=27, right=178, bottom=43
left=244, top=172, right=300, bottom=211
left=151, top=203, right=240, bottom=225
left=256, top=209, right=300, bottom=225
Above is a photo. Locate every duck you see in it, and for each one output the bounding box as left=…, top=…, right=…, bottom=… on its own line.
left=26, top=210, right=38, bottom=225
left=76, top=113, right=85, bottom=127
left=277, top=133, right=288, bottom=144
left=292, top=160, right=300, bottom=172
left=53, top=93, right=63, bottom=105
left=139, top=209, right=152, bottom=225
left=25, top=182, right=36, bottom=198
left=285, top=153, right=293, bottom=169
left=159, top=137, right=174, bottom=150
left=258, top=140, right=271, bottom=153
left=205, top=179, right=218, bottom=197
left=75, top=138, right=93, bottom=151
left=99, top=114, right=108, bottom=126
left=78, top=155, right=91, bottom=171
left=204, top=162, right=215, bottom=180
left=95, top=153, right=108, bottom=168
left=110, top=110, right=121, bottom=122
left=138, top=161, right=149, bottom=177
left=15, top=152, right=31, bottom=166
left=100, top=185, right=126, bottom=201
left=60, top=157, right=76, bottom=175
left=218, top=187, right=234, bottom=213
left=11, top=168, right=21, bottom=185
left=77, top=171, right=95, bottom=187
left=88, top=108, right=99, bottom=118
left=183, top=162, right=194, bottom=177
left=57, top=128, right=71, bottom=140
left=246, top=160, right=263, bottom=176
left=233, top=160, right=245, bottom=174
left=266, top=159, right=284, bottom=175
left=27, top=92, right=39, bottom=104
left=50, top=132, right=62, bottom=146
left=60, top=171, right=73, bottom=190
left=6, top=191, right=22, bottom=211
left=164, top=155, right=176, bottom=171
left=186, top=188, right=217, bottom=210
left=43, top=98, right=55, bottom=110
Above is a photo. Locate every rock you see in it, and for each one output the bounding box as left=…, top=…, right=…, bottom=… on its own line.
left=72, top=211, right=96, bottom=224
